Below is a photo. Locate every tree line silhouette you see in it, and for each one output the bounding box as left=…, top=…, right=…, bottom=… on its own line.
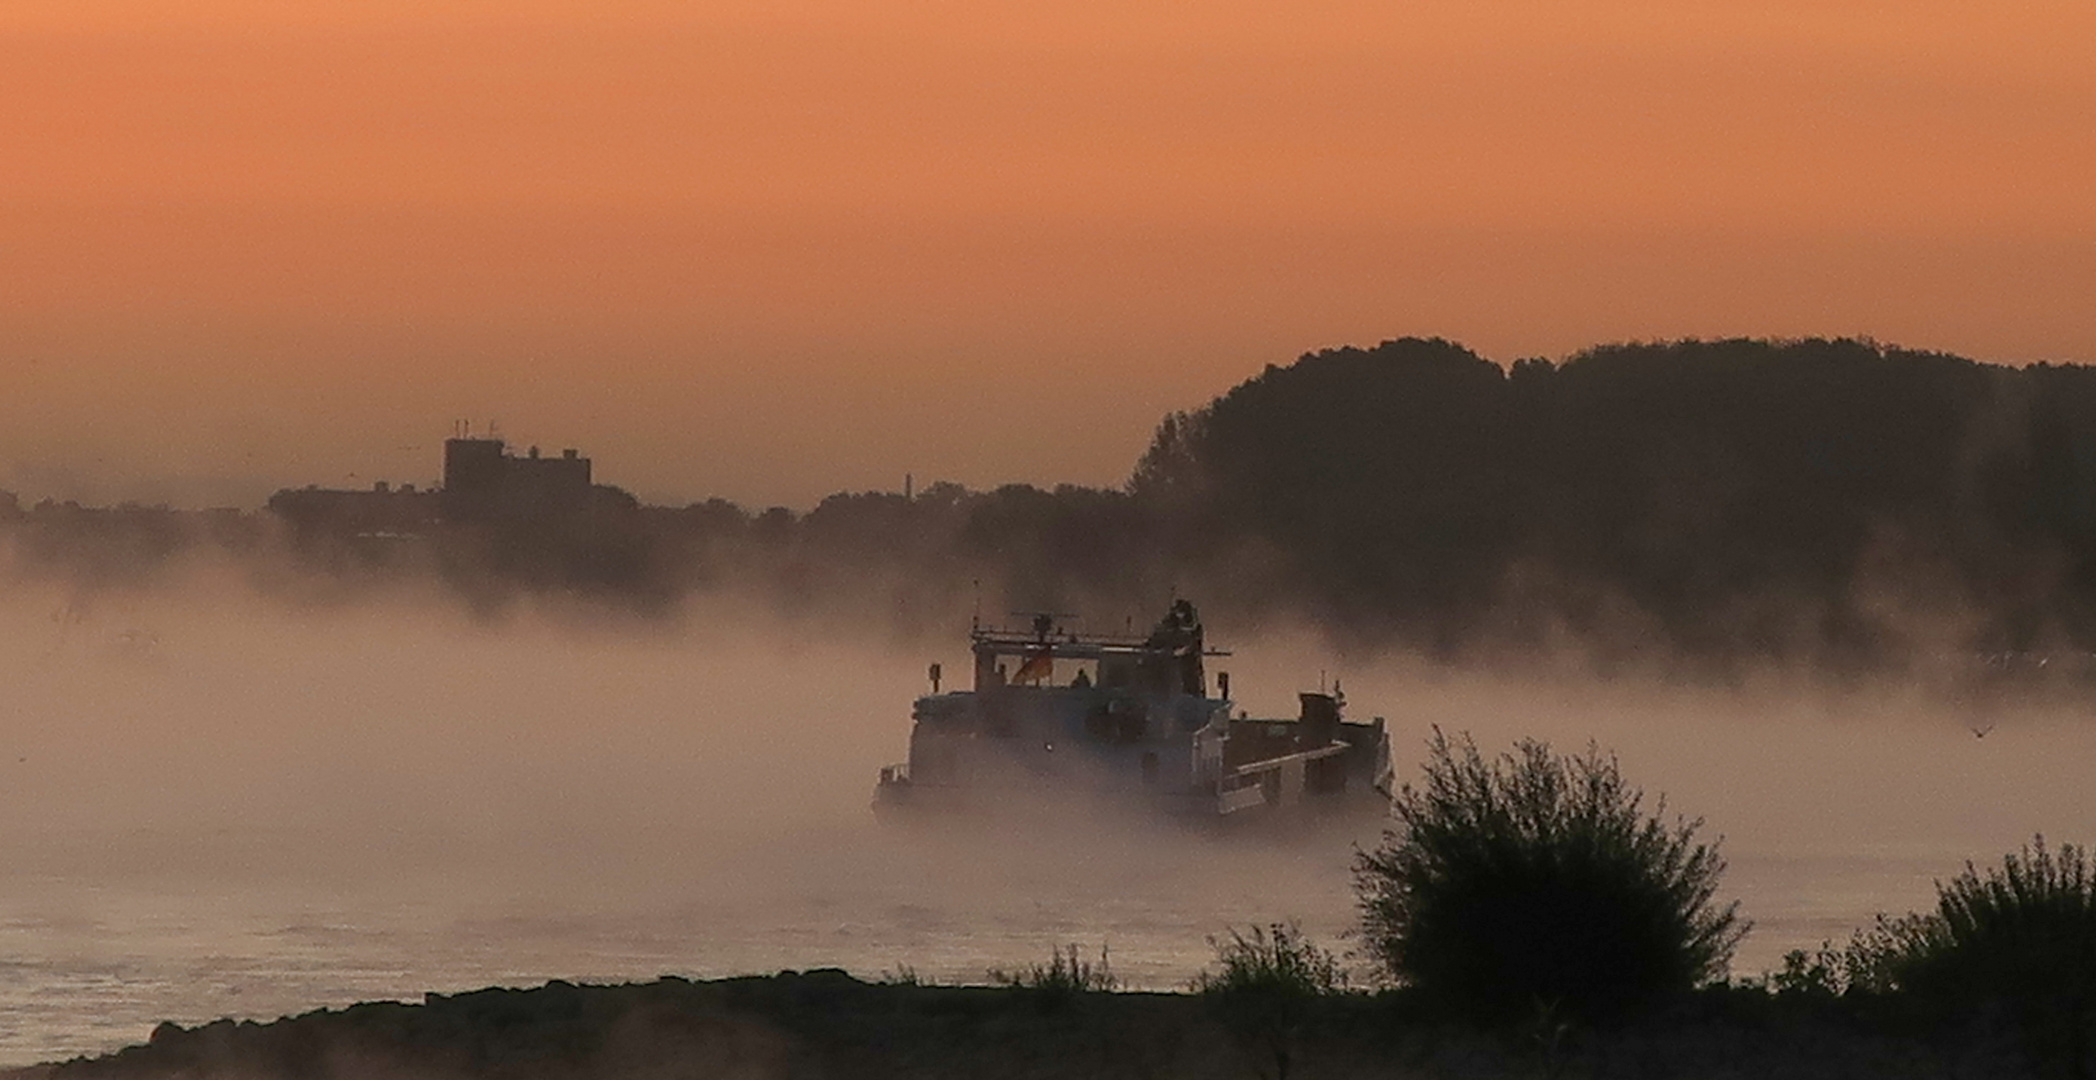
left=1134, top=337, right=2096, bottom=671
left=10, top=336, right=2096, bottom=672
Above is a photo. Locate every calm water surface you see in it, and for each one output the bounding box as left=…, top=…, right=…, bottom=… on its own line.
left=3, top=607, right=2089, bottom=1065
left=0, top=818, right=2005, bottom=1065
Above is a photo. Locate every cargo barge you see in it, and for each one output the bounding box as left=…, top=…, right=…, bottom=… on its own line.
left=874, top=601, right=1393, bottom=820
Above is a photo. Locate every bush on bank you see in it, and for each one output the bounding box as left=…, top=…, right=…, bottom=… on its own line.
left=1833, top=836, right=2096, bottom=1076
left=1353, top=728, right=1745, bottom=1023
left=1846, top=837, right=2096, bottom=1002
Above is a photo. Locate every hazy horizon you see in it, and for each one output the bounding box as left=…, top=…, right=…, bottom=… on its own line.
left=8, top=330, right=2096, bottom=513
left=5, top=0, right=2093, bottom=509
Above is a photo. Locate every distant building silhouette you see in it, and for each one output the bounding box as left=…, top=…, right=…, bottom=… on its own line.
left=267, top=437, right=599, bottom=537
left=441, top=438, right=592, bottom=521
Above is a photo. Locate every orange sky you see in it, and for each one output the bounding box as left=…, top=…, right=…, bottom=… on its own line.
left=3, top=0, right=2092, bottom=507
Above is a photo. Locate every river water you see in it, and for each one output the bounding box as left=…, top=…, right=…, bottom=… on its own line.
left=2, top=598, right=2091, bottom=1065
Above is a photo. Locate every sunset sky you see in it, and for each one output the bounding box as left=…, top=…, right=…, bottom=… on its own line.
left=3, top=0, right=2091, bottom=508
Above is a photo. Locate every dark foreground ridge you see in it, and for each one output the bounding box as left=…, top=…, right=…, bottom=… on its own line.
left=12, top=970, right=2052, bottom=1080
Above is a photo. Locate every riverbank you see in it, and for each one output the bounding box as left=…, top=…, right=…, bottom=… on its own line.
left=11, top=970, right=2035, bottom=1080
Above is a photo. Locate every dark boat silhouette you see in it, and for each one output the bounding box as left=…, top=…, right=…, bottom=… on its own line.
left=874, top=601, right=1393, bottom=820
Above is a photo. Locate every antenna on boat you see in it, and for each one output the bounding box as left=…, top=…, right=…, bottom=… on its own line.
left=971, top=579, right=981, bottom=630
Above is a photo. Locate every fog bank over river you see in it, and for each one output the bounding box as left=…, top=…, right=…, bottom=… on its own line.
left=1, top=583, right=2090, bottom=1064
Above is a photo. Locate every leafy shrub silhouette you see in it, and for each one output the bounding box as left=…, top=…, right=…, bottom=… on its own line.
left=1767, top=942, right=1851, bottom=998
left=1842, top=837, right=2096, bottom=1076
left=1353, top=728, right=1744, bottom=1022
left=1835, top=912, right=1944, bottom=996
left=1191, top=922, right=1348, bottom=1080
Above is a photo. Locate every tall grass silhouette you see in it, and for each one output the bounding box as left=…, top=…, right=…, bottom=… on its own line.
left=1191, top=923, right=1348, bottom=1080
left=987, top=943, right=1119, bottom=1011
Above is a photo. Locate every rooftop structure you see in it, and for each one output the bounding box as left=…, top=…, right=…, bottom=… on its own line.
left=441, top=438, right=591, bottom=520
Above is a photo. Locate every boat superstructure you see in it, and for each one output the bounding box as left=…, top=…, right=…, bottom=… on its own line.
left=873, top=601, right=1393, bottom=820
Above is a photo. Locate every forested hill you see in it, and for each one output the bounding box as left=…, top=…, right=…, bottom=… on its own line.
left=1132, top=337, right=2096, bottom=668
